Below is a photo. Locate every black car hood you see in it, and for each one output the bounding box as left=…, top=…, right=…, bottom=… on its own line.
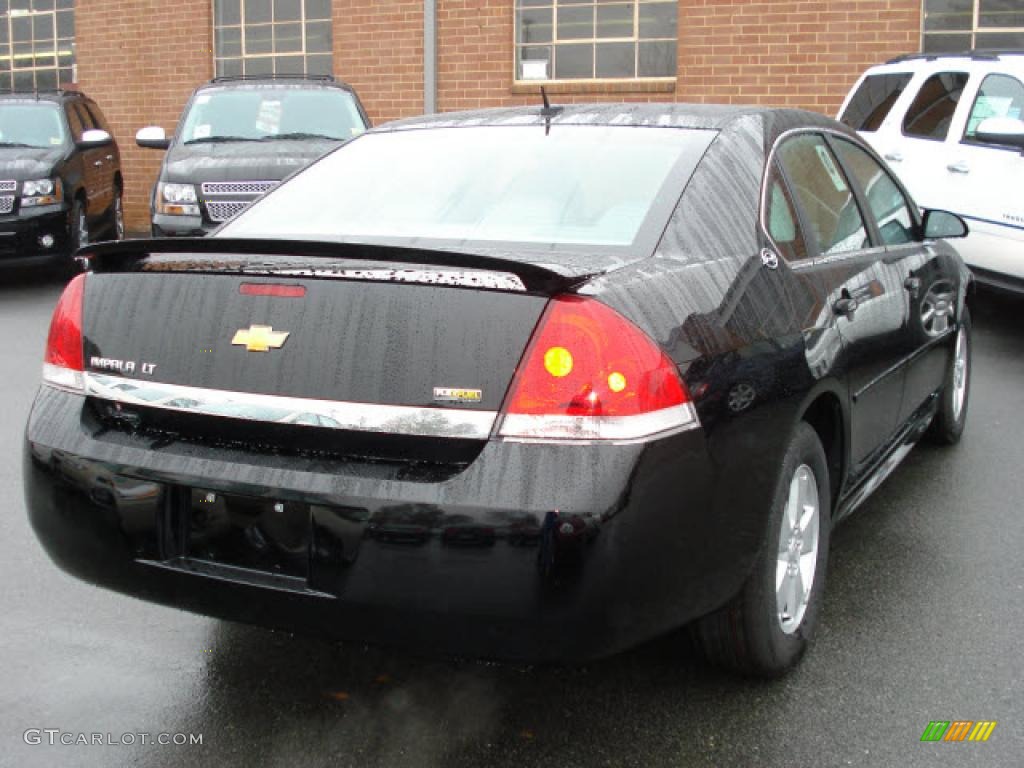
left=0, top=146, right=64, bottom=180
left=161, top=139, right=342, bottom=185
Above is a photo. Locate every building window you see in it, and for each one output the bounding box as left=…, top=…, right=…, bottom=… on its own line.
left=923, top=0, right=1024, bottom=52
left=0, top=0, right=75, bottom=91
left=515, top=1, right=677, bottom=82
left=214, top=0, right=333, bottom=77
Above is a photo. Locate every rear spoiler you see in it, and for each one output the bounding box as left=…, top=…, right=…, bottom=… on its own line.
left=76, top=237, right=603, bottom=295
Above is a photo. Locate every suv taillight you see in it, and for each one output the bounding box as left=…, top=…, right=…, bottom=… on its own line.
left=42, top=273, right=86, bottom=392
left=498, top=295, right=698, bottom=441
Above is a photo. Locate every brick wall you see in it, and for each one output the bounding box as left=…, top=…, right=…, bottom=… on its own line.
left=436, top=0, right=921, bottom=114
left=333, top=1, right=424, bottom=124
left=675, top=0, right=922, bottom=113
left=73, top=0, right=921, bottom=227
left=75, top=0, right=213, bottom=233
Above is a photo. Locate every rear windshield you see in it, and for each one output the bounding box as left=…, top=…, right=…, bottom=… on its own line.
left=219, top=125, right=713, bottom=249
left=840, top=73, right=913, bottom=132
left=0, top=102, right=66, bottom=148
left=180, top=86, right=366, bottom=144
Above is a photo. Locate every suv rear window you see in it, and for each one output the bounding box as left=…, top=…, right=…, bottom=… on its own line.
left=902, top=72, right=969, bottom=140
left=840, top=73, right=913, bottom=132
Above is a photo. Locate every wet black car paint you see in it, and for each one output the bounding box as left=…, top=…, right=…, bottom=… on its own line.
left=24, top=104, right=971, bottom=661
left=0, top=91, right=121, bottom=266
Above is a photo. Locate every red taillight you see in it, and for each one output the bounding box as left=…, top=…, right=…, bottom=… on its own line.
left=42, top=273, right=85, bottom=391
left=239, top=283, right=307, bottom=298
left=499, top=296, right=696, bottom=441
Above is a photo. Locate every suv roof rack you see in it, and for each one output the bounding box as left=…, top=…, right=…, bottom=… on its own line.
left=0, top=87, right=77, bottom=98
left=885, top=49, right=1024, bottom=64
left=209, top=73, right=336, bottom=84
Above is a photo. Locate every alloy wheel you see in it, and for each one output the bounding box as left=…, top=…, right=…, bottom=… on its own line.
left=952, top=323, right=968, bottom=423
left=776, top=464, right=820, bottom=634
left=77, top=206, right=89, bottom=249
left=114, top=196, right=125, bottom=240
left=920, top=284, right=956, bottom=336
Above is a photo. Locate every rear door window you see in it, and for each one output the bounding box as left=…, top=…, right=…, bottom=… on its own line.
left=840, top=73, right=913, bottom=132
left=963, top=73, right=1024, bottom=144
left=902, top=72, right=969, bottom=140
left=764, top=164, right=811, bottom=262
left=776, top=133, right=870, bottom=257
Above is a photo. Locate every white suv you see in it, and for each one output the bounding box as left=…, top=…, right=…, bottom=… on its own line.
left=839, top=51, right=1024, bottom=293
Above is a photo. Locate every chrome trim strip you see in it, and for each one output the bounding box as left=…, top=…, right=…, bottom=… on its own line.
left=82, top=373, right=497, bottom=439
left=497, top=402, right=699, bottom=442
left=42, top=363, right=85, bottom=393
left=838, top=439, right=915, bottom=520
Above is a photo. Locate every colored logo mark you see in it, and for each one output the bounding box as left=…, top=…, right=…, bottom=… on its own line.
left=920, top=721, right=997, bottom=742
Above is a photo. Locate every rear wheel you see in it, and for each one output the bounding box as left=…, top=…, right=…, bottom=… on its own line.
left=927, top=307, right=971, bottom=445
left=693, top=422, right=831, bottom=676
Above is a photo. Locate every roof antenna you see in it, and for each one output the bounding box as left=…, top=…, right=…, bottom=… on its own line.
left=539, top=86, right=562, bottom=117
left=539, top=86, right=563, bottom=135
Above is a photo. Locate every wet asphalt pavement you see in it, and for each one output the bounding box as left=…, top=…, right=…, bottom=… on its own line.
left=0, top=268, right=1021, bottom=768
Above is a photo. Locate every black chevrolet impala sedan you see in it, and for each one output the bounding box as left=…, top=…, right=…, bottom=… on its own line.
left=24, top=104, right=973, bottom=675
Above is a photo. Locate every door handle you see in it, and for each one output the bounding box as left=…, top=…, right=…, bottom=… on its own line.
left=884, top=151, right=904, bottom=163
left=904, top=276, right=921, bottom=298
left=946, top=161, right=969, bottom=174
left=833, top=296, right=859, bottom=318
left=93, top=160, right=103, bottom=167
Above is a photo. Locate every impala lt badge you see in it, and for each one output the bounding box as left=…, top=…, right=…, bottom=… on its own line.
left=231, top=325, right=290, bottom=352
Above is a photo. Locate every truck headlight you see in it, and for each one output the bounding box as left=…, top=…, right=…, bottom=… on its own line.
left=21, top=178, right=62, bottom=207
left=157, top=183, right=200, bottom=216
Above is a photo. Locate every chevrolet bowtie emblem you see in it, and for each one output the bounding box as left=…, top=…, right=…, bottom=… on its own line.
left=231, top=325, right=290, bottom=352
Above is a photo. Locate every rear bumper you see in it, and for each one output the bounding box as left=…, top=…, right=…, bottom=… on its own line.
left=24, top=386, right=758, bottom=662
left=0, top=206, right=71, bottom=265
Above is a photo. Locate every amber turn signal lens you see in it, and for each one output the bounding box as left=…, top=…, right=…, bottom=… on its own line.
left=543, top=346, right=574, bottom=378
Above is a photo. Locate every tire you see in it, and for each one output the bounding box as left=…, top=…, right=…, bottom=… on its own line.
left=927, top=306, right=972, bottom=445
left=692, top=422, right=832, bottom=677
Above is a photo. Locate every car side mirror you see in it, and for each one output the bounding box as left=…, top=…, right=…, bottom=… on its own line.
left=136, top=125, right=170, bottom=150
left=974, top=116, right=1024, bottom=150
left=922, top=209, right=969, bottom=240
left=78, top=129, right=112, bottom=148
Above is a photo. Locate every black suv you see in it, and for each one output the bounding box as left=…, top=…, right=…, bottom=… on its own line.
left=0, top=90, right=123, bottom=268
left=136, top=74, right=370, bottom=236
